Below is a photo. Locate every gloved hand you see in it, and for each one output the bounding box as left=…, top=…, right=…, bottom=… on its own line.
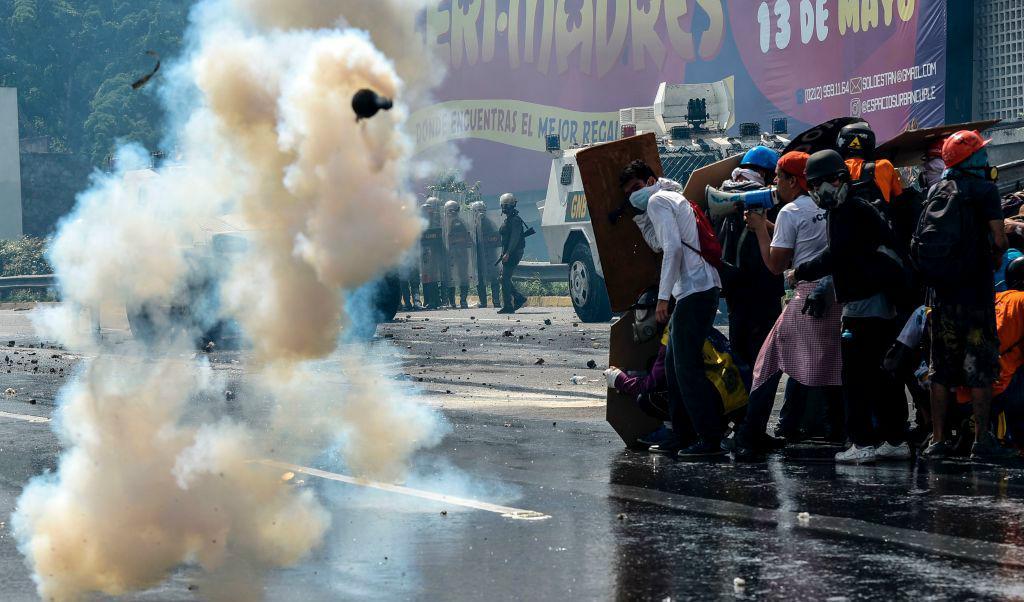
left=802, top=278, right=834, bottom=319
left=882, top=343, right=909, bottom=377
left=604, top=367, right=623, bottom=389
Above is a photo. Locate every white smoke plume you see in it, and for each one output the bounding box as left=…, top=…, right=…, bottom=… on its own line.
left=13, top=1, right=446, bottom=599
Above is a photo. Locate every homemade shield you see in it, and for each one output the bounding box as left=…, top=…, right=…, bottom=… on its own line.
left=876, top=119, right=1000, bottom=167
left=606, top=312, right=665, bottom=448
left=682, top=154, right=743, bottom=210
left=575, top=133, right=662, bottom=312
left=575, top=134, right=665, bottom=447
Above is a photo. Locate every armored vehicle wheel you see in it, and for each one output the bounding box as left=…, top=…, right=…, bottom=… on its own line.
left=567, top=242, right=611, bottom=323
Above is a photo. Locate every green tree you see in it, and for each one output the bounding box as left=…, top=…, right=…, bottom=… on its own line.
left=0, top=0, right=191, bottom=164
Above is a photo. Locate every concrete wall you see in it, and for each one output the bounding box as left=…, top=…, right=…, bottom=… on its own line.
left=0, top=89, right=22, bottom=239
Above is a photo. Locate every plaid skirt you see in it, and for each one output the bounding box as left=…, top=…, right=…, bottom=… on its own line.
left=752, top=281, right=843, bottom=390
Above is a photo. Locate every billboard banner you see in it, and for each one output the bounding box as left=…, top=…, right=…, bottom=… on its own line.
left=415, top=0, right=948, bottom=194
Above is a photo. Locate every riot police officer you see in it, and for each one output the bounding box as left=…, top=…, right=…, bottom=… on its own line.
left=471, top=201, right=502, bottom=308
left=398, top=253, right=421, bottom=311
left=444, top=200, right=473, bottom=308
left=419, top=198, right=447, bottom=309
left=498, top=193, right=527, bottom=314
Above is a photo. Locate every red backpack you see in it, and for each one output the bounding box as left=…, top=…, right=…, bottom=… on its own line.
left=681, top=200, right=724, bottom=270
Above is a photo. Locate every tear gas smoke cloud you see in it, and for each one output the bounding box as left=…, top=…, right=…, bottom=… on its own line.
left=13, top=1, right=445, bottom=600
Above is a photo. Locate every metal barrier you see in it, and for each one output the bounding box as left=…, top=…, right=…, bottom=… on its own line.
left=1, top=269, right=567, bottom=291
left=0, top=275, right=56, bottom=291
left=514, top=262, right=568, bottom=283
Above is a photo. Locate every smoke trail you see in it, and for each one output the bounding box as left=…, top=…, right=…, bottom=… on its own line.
left=13, top=1, right=445, bottom=599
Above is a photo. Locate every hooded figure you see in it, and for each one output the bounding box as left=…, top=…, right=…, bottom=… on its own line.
left=714, top=155, right=785, bottom=372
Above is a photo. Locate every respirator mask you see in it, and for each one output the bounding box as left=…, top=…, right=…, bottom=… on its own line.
left=809, top=180, right=848, bottom=209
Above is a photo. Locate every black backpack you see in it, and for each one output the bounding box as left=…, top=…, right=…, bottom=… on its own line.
left=852, top=161, right=886, bottom=207
left=910, top=179, right=977, bottom=289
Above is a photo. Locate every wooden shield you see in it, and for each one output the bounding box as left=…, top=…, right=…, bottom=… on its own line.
left=606, top=313, right=664, bottom=448
left=876, top=119, right=1000, bottom=168
left=682, top=153, right=744, bottom=210
left=576, top=133, right=663, bottom=312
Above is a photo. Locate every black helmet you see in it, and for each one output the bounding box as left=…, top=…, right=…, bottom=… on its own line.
left=805, top=150, right=849, bottom=185
left=1007, top=256, right=1024, bottom=291
left=837, top=122, right=876, bottom=158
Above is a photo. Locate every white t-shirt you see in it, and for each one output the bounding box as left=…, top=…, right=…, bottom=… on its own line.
left=645, top=183, right=721, bottom=301
left=771, top=194, right=828, bottom=268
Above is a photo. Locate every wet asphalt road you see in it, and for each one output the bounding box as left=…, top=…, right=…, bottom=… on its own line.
left=2, top=305, right=1024, bottom=600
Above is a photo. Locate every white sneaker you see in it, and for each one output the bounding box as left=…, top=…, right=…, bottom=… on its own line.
left=875, top=441, right=911, bottom=461
left=835, top=445, right=877, bottom=464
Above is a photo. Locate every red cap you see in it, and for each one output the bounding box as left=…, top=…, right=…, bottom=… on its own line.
left=778, top=151, right=810, bottom=192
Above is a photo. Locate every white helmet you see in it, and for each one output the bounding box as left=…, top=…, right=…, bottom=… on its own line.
left=444, top=200, right=460, bottom=214
left=470, top=201, right=487, bottom=213
left=426, top=196, right=441, bottom=209
left=499, top=193, right=517, bottom=208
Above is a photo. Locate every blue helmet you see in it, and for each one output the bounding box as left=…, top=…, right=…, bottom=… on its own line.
left=740, top=146, right=780, bottom=172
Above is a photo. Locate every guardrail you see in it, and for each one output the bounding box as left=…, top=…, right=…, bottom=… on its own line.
left=515, top=262, right=568, bottom=283
left=1, top=267, right=567, bottom=293
left=0, top=274, right=56, bottom=291
left=999, top=159, right=1024, bottom=196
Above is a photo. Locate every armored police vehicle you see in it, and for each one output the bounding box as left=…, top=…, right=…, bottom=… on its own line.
left=540, top=80, right=789, bottom=322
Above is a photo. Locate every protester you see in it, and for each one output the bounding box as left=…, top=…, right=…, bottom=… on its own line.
left=793, top=150, right=909, bottom=463
left=716, top=146, right=785, bottom=372
left=916, top=131, right=1013, bottom=460
left=989, top=257, right=1024, bottom=447
left=919, top=138, right=947, bottom=190
left=604, top=310, right=749, bottom=447
left=886, top=302, right=932, bottom=437
left=730, top=151, right=844, bottom=460
left=838, top=121, right=920, bottom=262
left=837, top=121, right=904, bottom=204
left=621, top=159, right=723, bottom=457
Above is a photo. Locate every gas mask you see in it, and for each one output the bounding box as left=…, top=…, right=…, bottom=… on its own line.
left=631, top=289, right=660, bottom=344
left=809, top=180, right=848, bottom=209
left=629, top=182, right=660, bottom=213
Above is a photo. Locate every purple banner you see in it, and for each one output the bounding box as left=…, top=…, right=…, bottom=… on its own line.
left=418, top=0, right=948, bottom=195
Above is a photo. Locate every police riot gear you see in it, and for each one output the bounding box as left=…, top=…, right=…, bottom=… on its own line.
left=471, top=201, right=502, bottom=308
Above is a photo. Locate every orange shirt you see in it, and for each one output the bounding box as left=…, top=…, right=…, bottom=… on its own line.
left=957, top=290, right=1024, bottom=402
left=994, top=290, right=1024, bottom=397
left=846, top=158, right=904, bottom=203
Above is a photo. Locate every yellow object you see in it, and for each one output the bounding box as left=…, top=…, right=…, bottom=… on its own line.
left=704, top=341, right=748, bottom=414
left=661, top=322, right=749, bottom=413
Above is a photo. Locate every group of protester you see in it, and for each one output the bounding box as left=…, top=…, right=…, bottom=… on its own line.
left=607, top=121, right=1024, bottom=463
left=401, top=194, right=528, bottom=314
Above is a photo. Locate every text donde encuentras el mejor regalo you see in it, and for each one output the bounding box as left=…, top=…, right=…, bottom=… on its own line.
left=424, top=0, right=921, bottom=74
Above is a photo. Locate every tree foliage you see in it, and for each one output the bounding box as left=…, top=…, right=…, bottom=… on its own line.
left=0, top=0, right=192, bottom=164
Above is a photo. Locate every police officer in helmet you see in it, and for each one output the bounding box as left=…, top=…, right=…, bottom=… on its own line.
left=498, top=193, right=527, bottom=314
left=444, top=200, right=473, bottom=309
left=472, top=201, right=502, bottom=308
